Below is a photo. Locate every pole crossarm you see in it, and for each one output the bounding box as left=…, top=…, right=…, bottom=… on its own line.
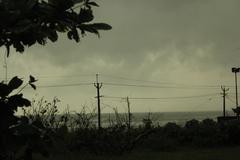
left=94, top=83, right=103, bottom=88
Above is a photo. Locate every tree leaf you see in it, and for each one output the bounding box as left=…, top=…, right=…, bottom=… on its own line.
left=8, top=76, right=23, bottom=91
left=49, top=0, right=74, bottom=10
left=78, top=8, right=94, bottom=23
left=0, top=83, right=11, bottom=97
left=8, top=94, right=31, bottom=107
left=72, top=28, right=80, bottom=42
left=90, top=23, right=112, bottom=30
left=6, top=45, right=10, bottom=57
left=67, top=31, right=73, bottom=40
left=47, top=29, right=58, bottom=42
left=29, top=75, right=37, bottom=83
left=0, top=0, right=111, bottom=54
left=87, top=2, right=99, bottom=7
left=73, top=0, right=84, bottom=4
left=25, top=0, right=38, bottom=10
left=13, top=41, right=25, bottom=53
left=78, top=24, right=99, bottom=37
left=37, top=38, right=47, bottom=45
left=30, top=83, right=36, bottom=90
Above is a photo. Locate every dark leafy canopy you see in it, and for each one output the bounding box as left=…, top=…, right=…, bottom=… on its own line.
left=0, top=76, right=36, bottom=131
left=0, top=0, right=112, bottom=56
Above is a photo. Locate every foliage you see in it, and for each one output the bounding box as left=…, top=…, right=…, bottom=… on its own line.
left=71, top=105, right=97, bottom=130
left=142, top=112, right=153, bottom=129
left=0, top=0, right=112, bottom=56
left=23, top=97, right=62, bottom=130
left=69, top=107, right=140, bottom=155
left=0, top=0, right=112, bottom=159
left=139, top=118, right=240, bottom=151
left=0, top=76, right=36, bottom=133
left=232, top=107, right=240, bottom=117
left=6, top=91, right=240, bottom=157
left=0, top=76, right=52, bottom=160
left=22, top=100, right=153, bottom=155
left=11, top=96, right=240, bottom=157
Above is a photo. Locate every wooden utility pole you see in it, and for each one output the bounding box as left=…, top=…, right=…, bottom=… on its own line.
left=221, top=86, right=229, bottom=117
left=94, top=74, right=102, bottom=129
left=232, top=67, right=240, bottom=109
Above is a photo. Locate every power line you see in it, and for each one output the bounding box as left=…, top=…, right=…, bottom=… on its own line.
left=102, top=93, right=219, bottom=100
left=3, top=72, right=234, bottom=90
left=189, top=96, right=217, bottom=110
left=11, top=80, right=236, bottom=96
left=103, top=82, right=223, bottom=89
left=35, top=73, right=233, bottom=89
left=0, top=74, right=94, bottom=81
left=38, top=82, right=93, bottom=88
left=226, top=95, right=237, bottom=105
left=36, top=74, right=95, bottom=79
left=22, top=81, right=227, bottom=90
left=31, top=81, right=228, bottom=92
left=101, top=74, right=235, bottom=88
left=101, top=74, right=175, bottom=85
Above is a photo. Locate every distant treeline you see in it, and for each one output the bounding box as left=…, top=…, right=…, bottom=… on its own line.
left=140, top=118, right=240, bottom=151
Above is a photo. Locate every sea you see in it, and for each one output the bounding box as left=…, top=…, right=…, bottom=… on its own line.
left=97, top=111, right=234, bottom=127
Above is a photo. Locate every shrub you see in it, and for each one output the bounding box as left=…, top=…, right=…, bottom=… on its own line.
left=0, top=76, right=51, bottom=160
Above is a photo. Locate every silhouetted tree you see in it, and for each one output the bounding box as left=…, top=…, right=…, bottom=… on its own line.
left=0, top=1, right=111, bottom=159
left=0, top=76, right=38, bottom=160
left=0, top=0, right=112, bottom=56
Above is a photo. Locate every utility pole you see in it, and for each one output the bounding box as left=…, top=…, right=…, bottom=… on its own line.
left=221, top=86, right=229, bottom=117
left=94, top=74, right=102, bottom=129
left=232, top=67, right=240, bottom=109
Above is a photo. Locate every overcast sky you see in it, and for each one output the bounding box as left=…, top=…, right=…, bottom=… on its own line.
left=1, top=0, right=240, bottom=113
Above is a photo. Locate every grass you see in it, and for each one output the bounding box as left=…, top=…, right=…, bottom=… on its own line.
left=41, top=146, right=240, bottom=160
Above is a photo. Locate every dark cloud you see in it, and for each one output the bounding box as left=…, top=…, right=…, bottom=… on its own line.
left=9, top=0, right=238, bottom=112
left=30, top=0, right=238, bottom=72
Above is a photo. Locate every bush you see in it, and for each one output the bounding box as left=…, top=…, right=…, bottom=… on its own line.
left=0, top=76, right=52, bottom=160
